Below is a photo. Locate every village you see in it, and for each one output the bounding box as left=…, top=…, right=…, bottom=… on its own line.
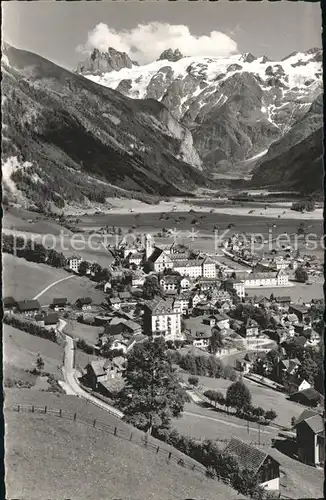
left=3, top=229, right=324, bottom=498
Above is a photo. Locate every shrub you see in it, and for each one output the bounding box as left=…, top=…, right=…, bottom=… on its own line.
left=188, top=375, right=199, bottom=387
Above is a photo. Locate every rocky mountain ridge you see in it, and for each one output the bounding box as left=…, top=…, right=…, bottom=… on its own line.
left=77, top=47, right=322, bottom=174
left=2, top=44, right=210, bottom=211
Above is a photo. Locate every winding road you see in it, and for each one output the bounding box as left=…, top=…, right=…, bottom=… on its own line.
left=32, top=277, right=124, bottom=418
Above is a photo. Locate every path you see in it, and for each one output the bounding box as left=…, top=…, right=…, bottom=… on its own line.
left=183, top=409, right=274, bottom=435
left=33, top=275, right=76, bottom=300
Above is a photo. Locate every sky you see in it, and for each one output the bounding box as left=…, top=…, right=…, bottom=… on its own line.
left=2, top=1, right=322, bottom=70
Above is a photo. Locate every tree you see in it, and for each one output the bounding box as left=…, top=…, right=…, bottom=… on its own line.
left=210, top=328, right=224, bottom=354
left=143, top=276, right=163, bottom=299
left=188, top=376, right=199, bottom=387
left=295, top=266, right=308, bottom=283
left=117, top=338, right=185, bottom=434
left=265, top=409, right=277, bottom=422
left=298, top=354, right=319, bottom=385
left=226, top=381, right=252, bottom=412
left=252, top=406, right=265, bottom=419
left=47, top=249, right=66, bottom=268
left=36, top=354, right=44, bottom=374
left=78, top=260, right=90, bottom=276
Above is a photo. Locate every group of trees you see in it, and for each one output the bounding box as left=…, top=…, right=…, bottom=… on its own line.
left=204, top=381, right=277, bottom=424
left=291, top=200, right=315, bottom=212
left=3, top=314, right=57, bottom=344
left=294, top=266, right=309, bottom=283
left=78, top=261, right=111, bottom=282
left=230, top=303, right=271, bottom=330
left=3, top=233, right=66, bottom=268
left=169, top=351, right=237, bottom=381
left=142, top=275, right=164, bottom=300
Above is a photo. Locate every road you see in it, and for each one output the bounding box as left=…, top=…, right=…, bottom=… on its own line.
left=33, top=274, right=76, bottom=300
left=60, top=322, right=124, bottom=419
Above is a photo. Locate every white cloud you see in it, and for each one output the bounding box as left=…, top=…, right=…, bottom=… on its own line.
left=77, top=22, right=238, bottom=63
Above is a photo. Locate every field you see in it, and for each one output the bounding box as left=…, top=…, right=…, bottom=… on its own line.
left=4, top=389, right=238, bottom=500
left=178, top=371, right=305, bottom=428
left=3, top=253, right=71, bottom=301
left=64, top=319, right=103, bottom=345
left=3, top=254, right=106, bottom=305
left=3, top=324, right=64, bottom=390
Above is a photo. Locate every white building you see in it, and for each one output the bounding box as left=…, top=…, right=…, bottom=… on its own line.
left=143, top=297, right=182, bottom=341
left=202, top=258, right=217, bottom=278
left=180, top=277, right=191, bottom=289
left=224, top=278, right=245, bottom=298
left=244, top=270, right=289, bottom=288
left=148, top=248, right=173, bottom=273
left=68, top=255, right=82, bottom=273
left=173, top=259, right=203, bottom=278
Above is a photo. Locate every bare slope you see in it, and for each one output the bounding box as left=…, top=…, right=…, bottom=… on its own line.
left=2, top=44, right=209, bottom=211
left=4, top=389, right=239, bottom=500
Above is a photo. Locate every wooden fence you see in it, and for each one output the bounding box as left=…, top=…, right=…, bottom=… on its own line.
left=8, top=403, right=208, bottom=476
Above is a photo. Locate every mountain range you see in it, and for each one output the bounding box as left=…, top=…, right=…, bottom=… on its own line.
left=78, top=46, right=323, bottom=191
left=2, top=44, right=211, bottom=211
left=1, top=43, right=323, bottom=212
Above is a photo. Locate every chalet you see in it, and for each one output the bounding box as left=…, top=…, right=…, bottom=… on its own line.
left=75, top=297, right=92, bottom=310
left=160, top=275, right=180, bottom=292
left=51, top=298, right=67, bottom=311
left=118, top=291, right=132, bottom=302
left=131, top=271, right=146, bottom=287
left=35, top=313, right=44, bottom=325
left=109, top=318, right=142, bottom=336
left=192, top=330, right=212, bottom=349
left=3, top=296, right=17, bottom=312
left=191, top=293, right=206, bottom=308
left=127, top=251, right=143, bottom=267
left=103, top=356, right=126, bottom=379
left=289, top=304, right=309, bottom=322
left=295, top=410, right=324, bottom=466
left=180, top=277, right=191, bottom=289
left=44, top=313, right=59, bottom=326
left=109, top=297, right=121, bottom=311
left=126, top=333, right=147, bottom=353
left=275, top=296, right=291, bottom=306
left=85, top=360, right=106, bottom=389
left=283, top=375, right=311, bottom=395
left=195, top=277, right=218, bottom=292
left=242, top=318, right=259, bottom=339
left=16, top=300, right=41, bottom=315
left=276, top=358, right=301, bottom=381
left=289, top=388, right=324, bottom=408
left=236, top=352, right=256, bottom=374
left=104, top=282, right=112, bottom=292
left=224, top=438, right=280, bottom=492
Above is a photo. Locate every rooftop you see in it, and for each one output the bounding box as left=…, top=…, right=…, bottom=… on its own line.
left=223, top=438, right=277, bottom=473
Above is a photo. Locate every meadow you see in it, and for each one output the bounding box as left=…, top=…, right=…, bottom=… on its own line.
left=3, top=254, right=106, bottom=306
left=4, top=389, right=238, bottom=500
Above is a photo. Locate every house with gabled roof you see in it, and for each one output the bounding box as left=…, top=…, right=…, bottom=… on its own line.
left=294, top=409, right=324, bottom=466
left=143, top=297, right=181, bottom=341
left=236, top=352, right=257, bottom=374
left=16, top=300, right=41, bottom=315
left=223, top=438, right=280, bottom=492
left=241, top=318, right=259, bottom=339
left=147, top=248, right=173, bottom=273
left=75, top=297, right=92, bottom=310
left=51, top=298, right=67, bottom=311
left=3, top=296, right=17, bottom=312
left=289, top=387, right=324, bottom=408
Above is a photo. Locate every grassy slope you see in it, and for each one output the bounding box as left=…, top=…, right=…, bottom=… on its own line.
left=3, top=324, right=64, bottom=380
left=3, top=254, right=106, bottom=305
left=4, top=389, right=239, bottom=500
